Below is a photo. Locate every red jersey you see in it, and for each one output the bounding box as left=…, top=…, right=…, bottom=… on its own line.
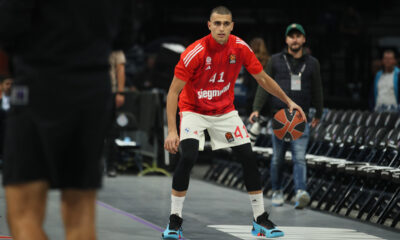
left=175, top=34, right=263, bottom=115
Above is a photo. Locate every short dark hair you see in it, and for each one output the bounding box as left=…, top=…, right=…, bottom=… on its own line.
left=210, top=6, right=232, bottom=19
left=382, top=49, right=396, bottom=59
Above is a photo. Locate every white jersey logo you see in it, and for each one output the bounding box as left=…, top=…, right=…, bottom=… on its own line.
left=206, top=56, right=212, bottom=65
left=197, top=83, right=231, bottom=100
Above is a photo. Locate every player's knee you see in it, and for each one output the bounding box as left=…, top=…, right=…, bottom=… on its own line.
left=232, top=143, right=252, bottom=158
left=179, top=154, right=196, bottom=172
left=232, top=143, right=257, bottom=169
left=232, top=143, right=261, bottom=191
left=179, top=139, right=199, bottom=171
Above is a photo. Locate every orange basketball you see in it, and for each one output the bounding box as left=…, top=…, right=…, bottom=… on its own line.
left=272, top=108, right=306, bottom=141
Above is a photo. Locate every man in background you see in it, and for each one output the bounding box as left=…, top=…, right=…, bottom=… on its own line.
left=106, top=50, right=127, bottom=177
left=372, top=49, right=400, bottom=112
left=249, top=23, right=323, bottom=209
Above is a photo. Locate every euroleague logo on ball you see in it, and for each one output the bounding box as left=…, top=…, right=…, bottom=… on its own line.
left=272, top=108, right=306, bottom=141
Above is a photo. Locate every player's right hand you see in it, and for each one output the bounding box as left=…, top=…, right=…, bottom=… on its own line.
left=164, top=132, right=180, bottom=154
left=248, top=111, right=259, bottom=124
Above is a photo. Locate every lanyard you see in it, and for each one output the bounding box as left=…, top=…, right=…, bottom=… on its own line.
left=283, top=54, right=306, bottom=76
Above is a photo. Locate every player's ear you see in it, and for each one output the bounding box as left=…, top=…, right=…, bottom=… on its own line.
left=207, top=21, right=211, bottom=30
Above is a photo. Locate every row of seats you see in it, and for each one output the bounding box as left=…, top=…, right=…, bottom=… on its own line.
left=203, top=109, right=400, bottom=230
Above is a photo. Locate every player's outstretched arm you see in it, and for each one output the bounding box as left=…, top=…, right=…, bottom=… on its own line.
left=165, top=76, right=186, bottom=154
left=252, top=70, right=307, bottom=121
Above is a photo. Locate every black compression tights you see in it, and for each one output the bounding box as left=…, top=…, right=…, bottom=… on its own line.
left=172, top=139, right=199, bottom=191
left=172, top=139, right=261, bottom=192
left=231, top=143, right=262, bottom=192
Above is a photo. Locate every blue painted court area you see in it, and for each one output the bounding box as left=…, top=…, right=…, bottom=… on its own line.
left=0, top=175, right=399, bottom=239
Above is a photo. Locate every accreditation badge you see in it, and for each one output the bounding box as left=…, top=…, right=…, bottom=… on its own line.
left=290, top=74, right=301, bottom=91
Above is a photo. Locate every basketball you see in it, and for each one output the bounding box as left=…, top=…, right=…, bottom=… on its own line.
left=272, top=108, right=306, bottom=141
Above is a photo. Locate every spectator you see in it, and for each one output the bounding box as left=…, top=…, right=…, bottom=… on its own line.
left=372, top=49, right=400, bottom=112
left=241, top=38, right=271, bottom=116
left=0, top=75, right=12, bottom=162
left=249, top=23, right=323, bottom=209
left=0, top=75, right=13, bottom=111
left=105, top=51, right=127, bottom=177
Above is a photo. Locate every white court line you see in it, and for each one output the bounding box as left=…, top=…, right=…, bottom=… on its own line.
left=208, top=225, right=387, bottom=240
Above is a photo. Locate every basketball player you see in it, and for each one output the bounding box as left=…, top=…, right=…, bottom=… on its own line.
left=0, top=1, right=134, bottom=239
left=163, top=6, right=306, bottom=239
left=249, top=23, right=323, bottom=209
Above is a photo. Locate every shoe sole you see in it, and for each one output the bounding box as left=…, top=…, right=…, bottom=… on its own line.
left=294, top=193, right=310, bottom=209
left=161, top=234, right=181, bottom=240
left=251, top=228, right=284, bottom=238
left=162, top=231, right=182, bottom=240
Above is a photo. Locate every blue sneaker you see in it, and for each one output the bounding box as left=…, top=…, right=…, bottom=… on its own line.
left=162, top=214, right=183, bottom=239
left=251, top=212, right=284, bottom=238
left=294, top=190, right=310, bottom=209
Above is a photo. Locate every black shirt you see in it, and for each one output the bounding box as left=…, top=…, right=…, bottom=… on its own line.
left=253, top=49, right=323, bottom=119
left=0, top=0, right=135, bottom=107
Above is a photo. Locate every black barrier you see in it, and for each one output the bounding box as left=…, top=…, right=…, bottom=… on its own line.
left=112, top=90, right=170, bottom=176
left=203, top=109, right=400, bottom=230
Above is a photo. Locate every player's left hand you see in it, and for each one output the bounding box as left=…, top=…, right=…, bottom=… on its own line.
left=287, top=100, right=307, bottom=122
left=115, top=93, right=125, bottom=108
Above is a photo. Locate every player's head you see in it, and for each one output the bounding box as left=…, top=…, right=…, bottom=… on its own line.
left=285, top=23, right=306, bottom=53
left=382, top=49, right=397, bottom=72
left=208, top=6, right=234, bottom=45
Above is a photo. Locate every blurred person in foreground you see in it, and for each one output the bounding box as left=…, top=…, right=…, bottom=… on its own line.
left=0, top=1, right=135, bottom=239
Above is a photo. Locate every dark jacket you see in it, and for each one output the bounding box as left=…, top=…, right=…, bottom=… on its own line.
left=253, top=49, right=323, bottom=119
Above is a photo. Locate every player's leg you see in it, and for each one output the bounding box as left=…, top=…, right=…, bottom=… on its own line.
left=57, top=91, right=110, bottom=240
left=270, top=132, right=287, bottom=206
left=171, top=138, right=200, bottom=212
left=163, top=112, right=207, bottom=239
left=290, top=124, right=310, bottom=209
left=208, top=111, right=283, bottom=238
left=2, top=104, right=51, bottom=240
left=5, top=181, right=49, bottom=240
left=61, top=189, right=97, bottom=240
left=163, top=139, right=199, bottom=239
left=231, top=143, right=284, bottom=238
left=105, top=124, right=119, bottom=177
